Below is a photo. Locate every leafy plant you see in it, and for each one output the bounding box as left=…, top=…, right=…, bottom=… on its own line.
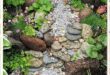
left=28, top=0, right=53, bottom=14
left=3, top=35, right=11, bottom=50
left=70, top=0, right=85, bottom=10
left=101, top=0, right=107, bottom=3
left=23, top=25, right=36, bottom=37
left=80, top=13, right=107, bottom=29
left=4, top=0, right=25, bottom=6
left=71, top=52, right=79, bottom=61
left=86, top=37, right=104, bottom=60
left=4, top=11, right=13, bottom=22
left=4, top=50, right=31, bottom=75
left=12, top=16, right=26, bottom=30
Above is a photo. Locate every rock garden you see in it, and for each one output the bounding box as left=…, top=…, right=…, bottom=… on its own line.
left=3, top=0, right=107, bottom=75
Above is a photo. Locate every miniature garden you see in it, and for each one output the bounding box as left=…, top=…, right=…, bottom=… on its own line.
left=3, top=0, right=107, bottom=75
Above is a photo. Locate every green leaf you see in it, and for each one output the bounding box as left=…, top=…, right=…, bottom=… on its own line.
left=96, top=43, right=102, bottom=51
left=23, top=25, right=36, bottom=36
left=87, top=37, right=96, bottom=44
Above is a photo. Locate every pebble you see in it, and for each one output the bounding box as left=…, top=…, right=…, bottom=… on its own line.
left=51, top=50, right=71, bottom=62
left=51, top=41, right=62, bottom=51
left=43, top=51, right=58, bottom=64
left=36, top=31, right=44, bottom=38
left=67, top=50, right=74, bottom=56
left=59, top=36, right=67, bottom=43
left=73, top=22, right=82, bottom=30
left=65, top=32, right=81, bottom=41
left=82, top=24, right=93, bottom=39
left=29, top=58, right=43, bottom=68
left=25, top=50, right=43, bottom=58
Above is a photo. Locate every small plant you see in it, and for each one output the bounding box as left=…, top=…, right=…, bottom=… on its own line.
left=86, top=36, right=106, bottom=60
left=23, top=25, right=36, bottom=37
left=28, top=0, right=53, bottom=14
left=4, top=50, right=31, bottom=75
left=3, top=35, right=11, bottom=50
left=4, top=11, right=13, bottom=22
left=80, top=13, right=107, bottom=29
left=4, top=0, right=25, bottom=6
left=70, top=0, right=85, bottom=10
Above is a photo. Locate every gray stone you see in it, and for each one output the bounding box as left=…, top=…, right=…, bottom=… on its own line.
left=59, top=36, right=67, bottom=43
left=65, top=33, right=81, bottom=41
left=30, top=58, right=43, bottom=67
left=51, top=50, right=71, bottom=62
left=67, top=25, right=81, bottom=35
left=25, top=50, right=43, bottom=58
left=67, top=50, right=74, bottom=56
left=40, top=23, right=51, bottom=33
left=82, top=24, right=93, bottom=39
left=51, top=41, right=62, bottom=51
left=43, top=51, right=58, bottom=64
left=47, top=61, right=64, bottom=68
left=73, top=22, right=82, bottom=30
left=36, top=31, right=44, bottom=38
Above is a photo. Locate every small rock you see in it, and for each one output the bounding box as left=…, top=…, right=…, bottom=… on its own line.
left=5, top=31, right=13, bottom=36
left=82, top=24, right=93, bottom=39
left=73, top=22, right=82, bottom=30
left=30, top=58, right=43, bottom=67
left=65, top=33, right=81, bottom=41
left=25, top=50, right=43, bottom=58
left=51, top=41, right=62, bottom=51
left=51, top=50, right=71, bottom=62
left=43, top=51, right=58, bottom=64
left=44, top=32, right=54, bottom=47
left=25, top=0, right=36, bottom=6
left=67, top=50, right=74, bottom=56
left=79, top=39, right=85, bottom=43
left=47, top=61, right=64, bottom=68
left=67, top=25, right=81, bottom=35
left=40, top=23, right=51, bottom=33
left=59, top=36, right=67, bottom=43
left=20, top=35, right=46, bottom=52
left=36, top=31, right=44, bottom=38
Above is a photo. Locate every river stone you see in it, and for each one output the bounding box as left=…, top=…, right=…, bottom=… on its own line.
left=25, top=50, right=43, bottom=58
left=73, top=22, right=82, bottom=30
left=82, top=24, right=93, bottom=39
left=43, top=51, right=58, bottom=64
left=51, top=41, right=62, bottom=51
left=59, top=36, right=67, bottom=43
left=51, top=50, right=71, bottom=62
left=30, top=58, right=43, bottom=68
left=65, top=33, right=81, bottom=41
left=47, top=61, right=64, bottom=68
left=66, top=25, right=81, bottom=35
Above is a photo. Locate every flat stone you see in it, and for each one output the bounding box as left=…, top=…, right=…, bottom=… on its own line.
left=25, top=50, right=43, bottom=58
left=51, top=41, right=62, bottom=51
left=59, top=36, right=67, bottom=43
left=51, top=50, right=71, bottom=62
left=73, top=22, right=82, bottom=30
left=29, top=58, right=43, bottom=68
left=67, top=25, right=81, bottom=35
left=43, top=51, right=58, bottom=64
left=82, top=24, right=93, bottom=39
left=65, top=33, right=81, bottom=41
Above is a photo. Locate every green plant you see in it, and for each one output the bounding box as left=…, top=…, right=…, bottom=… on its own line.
left=23, top=25, right=36, bottom=37
left=3, top=35, right=11, bottom=50
left=101, top=0, right=107, bottom=3
left=4, top=11, right=13, bottom=22
left=86, top=37, right=104, bottom=60
left=4, top=50, right=31, bottom=75
left=71, top=52, right=79, bottom=61
left=4, top=0, right=25, bottom=6
left=70, top=0, right=85, bottom=10
left=80, top=13, right=107, bottom=29
left=12, top=16, right=26, bottom=30
left=29, top=0, right=53, bottom=14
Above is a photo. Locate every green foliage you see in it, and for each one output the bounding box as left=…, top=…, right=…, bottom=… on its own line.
left=29, top=0, right=53, bottom=13
left=3, top=35, right=11, bottom=50
left=86, top=37, right=104, bottom=60
left=4, top=11, right=13, bottom=22
left=23, top=25, right=36, bottom=37
left=71, top=52, right=79, bottom=61
left=70, top=0, right=85, bottom=10
left=4, top=50, right=31, bottom=74
left=12, top=16, right=26, bottom=30
left=80, top=13, right=107, bottom=29
left=97, top=34, right=107, bottom=46
left=101, top=0, right=107, bottom=3
left=4, top=0, right=25, bottom=6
